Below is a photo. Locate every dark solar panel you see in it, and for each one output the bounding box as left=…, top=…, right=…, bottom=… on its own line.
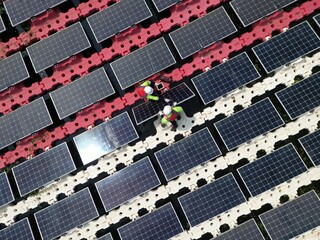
left=118, top=203, right=183, bottom=240
left=96, top=157, right=160, bottom=212
left=4, top=0, right=67, bottom=26
left=0, top=15, right=6, bottom=33
left=215, top=98, right=284, bottom=150
left=27, top=22, right=91, bottom=73
left=260, top=191, right=320, bottom=240
left=299, top=130, right=320, bottom=166
left=314, top=14, right=320, bottom=28
left=132, top=83, right=195, bottom=125
left=0, top=52, right=30, bottom=92
left=152, top=0, right=178, bottom=12
left=35, top=188, right=99, bottom=240
left=0, top=98, right=53, bottom=150
left=230, top=0, right=297, bottom=27
left=238, top=144, right=307, bottom=197
left=110, top=38, right=176, bottom=89
left=74, top=112, right=139, bottom=165
left=155, top=128, right=221, bottom=180
left=192, top=53, right=260, bottom=105
left=276, top=72, right=320, bottom=120
left=179, top=174, right=246, bottom=227
left=169, top=7, right=237, bottom=59
left=87, top=0, right=152, bottom=43
left=50, top=68, right=115, bottom=119
left=98, top=233, right=113, bottom=240
left=0, top=172, right=14, bottom=208
left=0, top=218, right=35, bottom=240
left=253, top=22, right=320, bottom=73
left=12, top=143, right=76, bottom=196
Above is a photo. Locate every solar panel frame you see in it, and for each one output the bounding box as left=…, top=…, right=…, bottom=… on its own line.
left=192, top=52, right=261, bottom=105
left=0, top=218, right=35, bottom=240
left=110, top=38, right=176, bottom=89
left=260, top=191, right=320, bottom=240
left=12, top=143, right=76, bottom=196
left=151, top=0, right=178, bottom=12
left=252, top=21, right=320, bottom=73
left=0, top=15, right=6, bottom=33
left=50, top=68, right=115, bottom=119
left=169, top=7, right=237, bottom=59
left=299, top=130, right=320, bottom=166
left=26, top=22, right=91, bottom=73
left=0, top=172, right=14, bottom=208
left=314, top=13, right=320, bottom=28
left=98, top=233, right=113, bottom=240
left=155, top=128, right=221, bottom=181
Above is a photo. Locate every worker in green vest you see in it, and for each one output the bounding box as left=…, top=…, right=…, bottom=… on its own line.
left=137, top=80, right=170, bottom=102
left=160, top=104, right=184, bottom=130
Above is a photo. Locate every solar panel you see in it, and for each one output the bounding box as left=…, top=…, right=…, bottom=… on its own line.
left=132, top=83, right=195, bottom=125
left=12, top=143, right=76, bottom=196
left=169, top=7, right=237, bottom=59
left=27, top=22, right=91, bottom=73
left=0, top=52, right=30, bottom=92
left=314, top=14, right=320, bottom=28
left=276, top=71, right=320, bottom=120
left=214, top=98, right=284, bottom=150
left=253, top=21, right=320, bottom=73
left=118, top=203, right=183, bottom=240
left=299, top=130, right=320, bottom=166
left=179, top=174, right=246, bottom=227
left=155, top=128, right=221, bottom=181
left=0, top=98, right=53, bottom=150
left=192, top=53, right=260, bottom=105
left=4, top=0, right=67, bottom=26
left=110, top=38, right=176, bottom=89
left=0, top=218, right=34, bottom=240
left=212, top=219, right=264, bottom=240
left=230, top=0, right=297, bottom=27
left=238, top=144, right=307, bottom=197
left=0, top=15, right=6, bottom=33
left=152, top=0, right=178, bottom=12
left=74, top=112, right=139, bottom=165
left=50, top=68, right=115, bottom=119
left=96, top=157, right=160, bottom=212
left=98, top=233, right=113, bottom=240
left=35, top=188, right=99, bottom=240
left=87, top=0, right=152, bottom=43
left=260, top=191, right=320, bottom=240
left=0, top=172, right=14, bottom=208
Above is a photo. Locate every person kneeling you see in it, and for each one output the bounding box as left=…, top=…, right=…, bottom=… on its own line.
left=160, top=105, right=183, bottom=131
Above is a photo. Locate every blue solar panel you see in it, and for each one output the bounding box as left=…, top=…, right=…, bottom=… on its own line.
left=314, top=13, right=320, bottom=28
left=238, top=144, right=307, bottom=197
left=276, top=71, right=320, bottom=119
left=96, top=157, right=160, bottom=212
left=98, top=233, right=113, bottom=240
left=155, top=128, right=221, bottom=180
left=0, top=218, right=34, bottom=240
left=299, top=130, right=320, bottom=166
left=179, top=174, right=246, bottom=227
left=152, top=0, right=178, bottom=12
left=118, top=203, right=183, bottom=240
left=0, top=172, right=14, bottom=208
left=215, top=98, right=284, bottom=150
left=0, top=15, right=5, bottom=33
left=253, top=22, right=320, bottom=73
left=260, top=191, right=320, bottom=240
left=192, top=53, right=260, bottom=105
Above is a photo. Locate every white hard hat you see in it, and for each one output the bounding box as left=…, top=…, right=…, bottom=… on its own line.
left=144, top=86, right=153, bottom=95
left=163, top=105, right=172, bottom=115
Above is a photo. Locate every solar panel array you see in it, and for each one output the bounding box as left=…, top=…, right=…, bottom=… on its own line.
left=96, top=157, right=160, bottom=212
left=238, top=144, right=307, bottom=197
left=12, top=143, right=76, bottom=196
left=260, top=191, right=320, bottom=240
left=314, top=14, right=320, bottom=27
left=0, top=172, right=14, bottom=208
left=230, top=0, right=297, bottom=27
left=87, top=0, right=152, bottom=43
left=98, top=233, right=113, bottom=240
left=118, top=203, right=183, bottom=240
left=169, top=7, right=237, bottom=59
left=0, top=15, right=6, bottom=33
left=27, top=22, right=91, bottom=73
left=215, top=98, right=284, bottom=150
left=152, top=0, right=178, bottom=12
left=50, top=68, right=115, bottom=119
left=133, top=83, right=195, bottom=125
left=155, top=128, right=221, bottom=180
left=0, top=218, right=34, bottom=240
left=74, top=112, right=139, bottom=164
left=0, top=98, right=53, bottom=150
left=0, top=52, right=30, bottom=92
left=276, top=71, right=320, bottom=119
left=253, top=21, right=320, bottom=73
left=179, top=174, right=246, bottom=227
left=4, top=0, right=67, bottom=26
left=35, top=188, right=99, bottom=240
left=110, top=38, right=176, bottom=89
left=299, top=130, right=320, bottom=166
left=192, top=53, right=260, bottom=105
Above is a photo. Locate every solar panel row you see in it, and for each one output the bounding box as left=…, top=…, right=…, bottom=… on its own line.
left=0, top=15, right=6, bottom=33
left=299, top=130, right=320, bottom=166
left=0, top=172, right=14, bottom=208
left=151, top=0, right=178, bottom=12
left=0, top=218, right=34, bottom=240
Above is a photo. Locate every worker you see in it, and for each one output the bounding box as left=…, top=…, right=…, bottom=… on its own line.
left=160, top=104, right=184, bottom=130
left=137, top=80, right=170, bottom=102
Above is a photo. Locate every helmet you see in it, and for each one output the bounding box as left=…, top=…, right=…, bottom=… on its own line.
left=144, top=86, right=153, bottom=95
left=163, top=105, right=172, bottom=115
